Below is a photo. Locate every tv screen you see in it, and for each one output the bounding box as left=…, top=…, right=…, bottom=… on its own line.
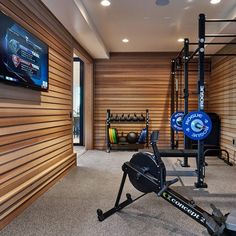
left=0, top=11, right=48, bottom=91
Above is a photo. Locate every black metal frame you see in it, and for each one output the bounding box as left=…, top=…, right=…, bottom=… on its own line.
left=170, top=57, right=183, bottom=150
left=183, top=38, right=190, bottom=167
left=73, top=57, right=84, bottom=146
left=170, top=39, right=192, bottom=166
left=170, top=60, right=176, bottom=149
left=106, top=109, right=149, bottom=152
left=169, top=13, right=235, bottom=188
left=196, top=13, right=207, bottom=188
left=195, top=13, right=236, bottom=186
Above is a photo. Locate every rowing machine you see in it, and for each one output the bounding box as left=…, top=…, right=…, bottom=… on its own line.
left=97, top=131, right=236, bottom=236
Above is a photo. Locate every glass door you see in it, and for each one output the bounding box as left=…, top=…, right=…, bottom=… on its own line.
left=73, top=57, right=84, bottom=145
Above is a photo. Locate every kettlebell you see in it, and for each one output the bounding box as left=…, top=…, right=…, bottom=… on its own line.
left=115, top=114, right=119, bottom=122
left=110, top=114, right=114, bottom=122
left=120, top=113, right=126, bottom=122
left=126, top=113, right=132, bottom=121
left=133, top=113, right=138, bottom=122
left=138, top=113, right=145, bottom=121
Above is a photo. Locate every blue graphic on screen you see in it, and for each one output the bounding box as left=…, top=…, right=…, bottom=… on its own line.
left=0, top=11, right=48, bottom=91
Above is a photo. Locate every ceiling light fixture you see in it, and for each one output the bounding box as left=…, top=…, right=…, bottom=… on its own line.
left=100, top=0, right=111, bottom=7
left=122, top=38, right=129, bottom=43
left=210, top=0, right=221, bottom=4
left=155, top=0, right=170, bottom=6
left=178, top=38, right=184, bottom=42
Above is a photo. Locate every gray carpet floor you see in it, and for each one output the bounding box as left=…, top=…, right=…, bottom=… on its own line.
left=2, top=150, right=236, bottom=236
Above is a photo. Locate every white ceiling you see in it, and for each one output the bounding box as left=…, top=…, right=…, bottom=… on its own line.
left=42, top=0, right=236, bottom=59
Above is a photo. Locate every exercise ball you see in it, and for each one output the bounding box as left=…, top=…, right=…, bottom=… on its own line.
left=127, top=132, right=138, bottom=144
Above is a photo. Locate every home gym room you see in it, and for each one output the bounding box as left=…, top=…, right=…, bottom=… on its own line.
left=0, top=0, right=236, bottom=235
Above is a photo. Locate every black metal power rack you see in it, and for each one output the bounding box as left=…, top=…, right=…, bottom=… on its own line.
left=170, top=13, right=235, bottom=188
left=106, top=109, right=149, bottom=152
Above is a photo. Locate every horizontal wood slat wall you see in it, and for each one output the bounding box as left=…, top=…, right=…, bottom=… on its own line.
left=0, top=0, right=92, bottom=229
left=208, top=42, right=236, bottom=162
left=94, top=53, right=208, bottom=150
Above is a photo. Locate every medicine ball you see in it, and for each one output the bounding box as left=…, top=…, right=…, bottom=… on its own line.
left=127, top=132, right=138, bottom=144
left=119, top=132, right=127, bottom=144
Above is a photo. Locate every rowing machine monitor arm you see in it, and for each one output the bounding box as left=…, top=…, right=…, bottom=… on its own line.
left=150, top=131, right=179, bottom=195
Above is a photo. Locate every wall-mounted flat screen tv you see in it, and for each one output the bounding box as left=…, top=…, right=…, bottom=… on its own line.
left=0, top=11, right=48, bottom=91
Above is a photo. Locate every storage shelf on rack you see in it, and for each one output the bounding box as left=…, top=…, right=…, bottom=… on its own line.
left=106, top=109, right=149, bottom=152
left=110, top=143, right=145, bottom=151
left=110, top=121, right=146, bottom=124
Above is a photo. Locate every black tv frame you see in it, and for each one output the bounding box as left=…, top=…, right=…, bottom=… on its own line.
left=0, top=10, right=49, bottom=92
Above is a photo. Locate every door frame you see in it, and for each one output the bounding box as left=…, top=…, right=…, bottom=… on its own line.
left=73, top=57, right=84, bottom=146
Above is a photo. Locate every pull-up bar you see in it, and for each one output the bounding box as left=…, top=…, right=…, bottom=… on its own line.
left=189, top=42, right=236, bottom=45
left=206, top=19, right=236, bottom=22
left=205, top=34, right=236, bottom=38
left=194, top=53, right=236, bottom=57
left=205, top=53, right=236, bottom=57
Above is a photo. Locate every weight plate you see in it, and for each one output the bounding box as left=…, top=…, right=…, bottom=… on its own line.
left=171, top=111, right=184, bottom=131
left=113, top=128, right=118, bottom=144
left=182, top=111, right=212, bottom=141
left=109, top=128, right=114, bottom=143
left=108, top=128, right=112, bottom=143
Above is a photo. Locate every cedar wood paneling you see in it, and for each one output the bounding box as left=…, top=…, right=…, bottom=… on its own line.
left=0, top=0, right=92, bottom=229
left=208, top=43, right=236, bottom=162
left=94, top=53, right=209, bottom=149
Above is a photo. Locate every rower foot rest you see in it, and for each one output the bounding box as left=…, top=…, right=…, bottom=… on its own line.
left=210, top=204, right=224, bottom=219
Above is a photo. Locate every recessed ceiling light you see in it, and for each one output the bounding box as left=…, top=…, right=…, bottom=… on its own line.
left=210, top=0, right=221, bottom=4
left=155, top=0, right=170, bottom=6
left=178, top=38, right=184, bottom=42
left=100, top=0, right=111, bottom=7
left=122, top=38, right=129, bottom=43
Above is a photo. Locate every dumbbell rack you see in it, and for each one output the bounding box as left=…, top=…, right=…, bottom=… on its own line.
left=106, top=109, right=149, bottom=153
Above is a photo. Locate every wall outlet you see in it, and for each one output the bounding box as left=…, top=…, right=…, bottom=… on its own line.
left=233, top=138, right=236, bottom=147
